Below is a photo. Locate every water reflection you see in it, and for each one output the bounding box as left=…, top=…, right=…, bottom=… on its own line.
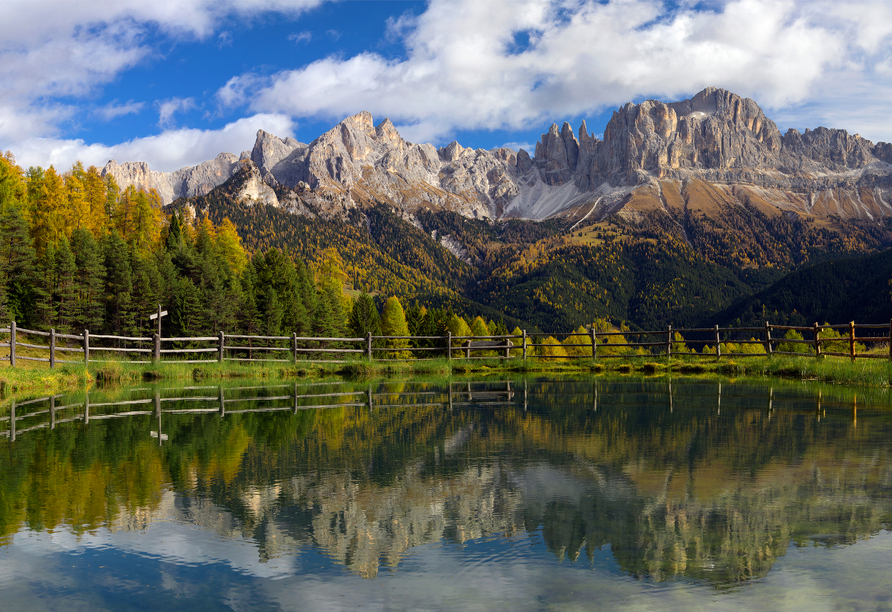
left=0, top=379, right=889, bottom=594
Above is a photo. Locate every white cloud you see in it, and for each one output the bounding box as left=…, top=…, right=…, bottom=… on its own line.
left=158, top=97, right=197, bottom=129
left=95, top=99, right=145, bottom=121
left=0, top=0, right=326, bottom=150
left=227, top=0, right=892, bottom=144
left=499, top=141, right=536, bottom=153
left=288, top=30, right=312, bottom=44
left=14, top=113, right=295, bottom=173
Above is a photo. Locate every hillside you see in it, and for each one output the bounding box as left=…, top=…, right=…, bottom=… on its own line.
left=713, top=248, right=892, bottom=328
left=177, top=160, right=892, bottom=332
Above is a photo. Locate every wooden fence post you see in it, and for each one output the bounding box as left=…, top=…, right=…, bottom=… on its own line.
left=291, top=332, right=297, bottom=363
left=219, top=331, right=226, bottom=363
left=50, top=328, right=55, bottom=369
left=666, top=325, right=672, bottom=359
left=9, top=321, right=15, bottom=367
left=888, top=319, right=892, bottom=361
left=366, top=332, right=372, bottom=360
left=591, top=327, right=597, bottom=361
left=813, top=322, right=821, bottom=357
left=715, top=325, right=721, bottom=359
left=83, top=328, right=89, bottom=365
left=153, top=333, right=160, bottom=363
left=447, top=332, right=452, bottom=361
left=850, top=321, right=856, bottom=361
left=764, top=321, right=773, bottom=357
left=523, top=329, right=528, bottom=362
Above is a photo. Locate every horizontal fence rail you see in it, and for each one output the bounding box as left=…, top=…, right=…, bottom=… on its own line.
left=1, top=320, right=890, bottom=367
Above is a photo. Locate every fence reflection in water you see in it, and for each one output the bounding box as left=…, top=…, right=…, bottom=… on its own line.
left=0, top=379, right=865, bottom=444
left=0, top=381, right=523, bottom=443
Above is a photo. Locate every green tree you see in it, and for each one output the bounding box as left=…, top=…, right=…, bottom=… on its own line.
left=71, top=227, right=106, bottom=332
left=778, top=329, right=810, bottom=354
left=447, top=314, right=472, bottom=355
left=348, top=293, right=381, bottom=339
left=381, top=296, right=411, bottom=358
left=0, top=207, right=37, bottom=325
left=52, top=236, right=78, bottom=332
left=101, top=230, right=133, bottom=333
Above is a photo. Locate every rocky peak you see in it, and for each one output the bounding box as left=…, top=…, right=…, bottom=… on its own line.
left=535, top=123, right=577, bottom=185
left=375, top=118, right=402, bottom=147
left=439, top=141, right=467, bottom=163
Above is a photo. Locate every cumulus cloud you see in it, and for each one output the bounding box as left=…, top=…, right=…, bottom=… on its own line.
left=14, top=113, right=295, bottom=173
left=225, top=0, right=892, bottom=143
left=0, top=0, right=325, bottom=151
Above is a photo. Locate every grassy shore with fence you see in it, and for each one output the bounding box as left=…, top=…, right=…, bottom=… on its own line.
left=3, top=319, right=892, bottom=396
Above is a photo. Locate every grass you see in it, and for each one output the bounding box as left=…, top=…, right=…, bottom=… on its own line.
left=5, top=344, right=892, bottom=402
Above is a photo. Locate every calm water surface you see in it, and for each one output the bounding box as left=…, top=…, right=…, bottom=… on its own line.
left=0, top=378, right=890, bottom=611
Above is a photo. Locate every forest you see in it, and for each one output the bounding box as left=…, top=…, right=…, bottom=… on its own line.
left=3, top=150, right=892, bottom=347
left=0, top=153, right=528, bottom=352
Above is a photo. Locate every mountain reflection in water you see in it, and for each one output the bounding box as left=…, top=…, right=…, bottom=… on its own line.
left=0, top=379, right=889, bottom=592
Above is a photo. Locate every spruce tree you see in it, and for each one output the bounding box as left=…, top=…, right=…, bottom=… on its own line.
left=262, top=286, right=284, bottom=336
left=0, top=207, right=37, bottom=325
left=130, top=250, right=163, bottom=336
left=52, top=237, right=78, bottom=332
left=348, top=293, right=381, bottom=338
left=170, top=275, right=201, bottom=337
left=71, top=227, right=105, bottom=332
left=101, top=229, right=133, bottom=334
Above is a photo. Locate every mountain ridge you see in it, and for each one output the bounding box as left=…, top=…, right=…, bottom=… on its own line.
left=106, top=87, right=892, bottom=229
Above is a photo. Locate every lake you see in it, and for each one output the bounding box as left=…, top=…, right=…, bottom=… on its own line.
left=0, top=378, right=890, bottom=611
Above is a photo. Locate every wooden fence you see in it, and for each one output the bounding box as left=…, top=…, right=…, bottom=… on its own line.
left=0, top=320, right=890, bottom=367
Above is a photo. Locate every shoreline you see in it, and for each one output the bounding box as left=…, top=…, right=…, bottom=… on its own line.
left=1, top=354, right=890, bottom=402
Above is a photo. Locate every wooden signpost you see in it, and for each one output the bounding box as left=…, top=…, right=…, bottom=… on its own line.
left=148, top=305, right=168, bottom=336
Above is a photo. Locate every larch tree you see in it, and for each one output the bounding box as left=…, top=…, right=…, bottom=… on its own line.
left=381, top=296, right=411, bottom=358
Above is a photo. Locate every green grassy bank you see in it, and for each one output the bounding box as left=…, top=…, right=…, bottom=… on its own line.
left=3, top=353, right=892, bottom=400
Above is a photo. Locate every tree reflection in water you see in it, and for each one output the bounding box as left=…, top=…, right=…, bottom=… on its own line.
left=0, top=379, right=888, bottom=585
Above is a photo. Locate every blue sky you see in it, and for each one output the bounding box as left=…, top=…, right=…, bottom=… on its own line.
left=3, top=0, right=892, bottom=173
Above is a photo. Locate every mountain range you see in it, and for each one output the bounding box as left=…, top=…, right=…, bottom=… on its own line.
left=103, top=87, right=892, bottom=228
left=106, top=88, right=892, bottom=331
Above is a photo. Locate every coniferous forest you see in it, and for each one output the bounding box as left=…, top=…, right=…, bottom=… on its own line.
left=3, top=151, right=892, bottom=343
